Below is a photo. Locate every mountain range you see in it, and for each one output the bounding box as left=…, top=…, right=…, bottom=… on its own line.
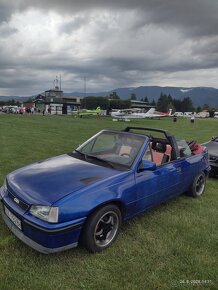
left=1, top=86, right=218, bottom=107
left=66, top=86, right=218, bottom=107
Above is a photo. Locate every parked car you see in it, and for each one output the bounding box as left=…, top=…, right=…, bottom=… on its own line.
left=202, top=136, right=218, bottom=177
left=173, top=112, right=184, bottom=117
left=183, top=112, right=193, bottom=117
left=0, top=127, right=210, bottom=254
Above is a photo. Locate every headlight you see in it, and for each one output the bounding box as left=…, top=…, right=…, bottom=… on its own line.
left=0, top=179, right=7, bottom=200
left=30, top=206, right=59, bottom=223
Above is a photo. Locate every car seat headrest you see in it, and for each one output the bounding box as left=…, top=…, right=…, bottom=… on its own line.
left=152, top=141, right=166, bottom=153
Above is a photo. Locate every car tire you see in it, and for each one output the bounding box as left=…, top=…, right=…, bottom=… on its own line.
left=188, top=172, right=206, bottom=198
left=80, top=204, right=121, bottom=253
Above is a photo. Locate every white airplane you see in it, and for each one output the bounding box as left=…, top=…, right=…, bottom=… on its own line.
left=111, top=108, right=172, bottom=121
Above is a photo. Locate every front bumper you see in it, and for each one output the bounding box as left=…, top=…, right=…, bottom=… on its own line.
left=1, top=202, right=85, bottom=254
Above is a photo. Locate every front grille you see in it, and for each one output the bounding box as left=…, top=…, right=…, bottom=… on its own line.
left=8, top=190, right=30, bottom=211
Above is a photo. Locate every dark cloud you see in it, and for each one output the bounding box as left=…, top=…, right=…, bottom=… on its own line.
left=2, top=0, right=218, bottom=37
left=0, top=0, right=218, bottom=95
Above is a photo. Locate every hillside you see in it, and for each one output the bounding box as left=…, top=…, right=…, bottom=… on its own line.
left=66, top=86, right=218, bottom=107
left=1, top=86, right=218, bottom=107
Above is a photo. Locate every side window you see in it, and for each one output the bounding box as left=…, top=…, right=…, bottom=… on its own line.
left=142, top=145, right=153, bottom=161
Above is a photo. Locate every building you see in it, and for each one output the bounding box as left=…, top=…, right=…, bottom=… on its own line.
left=130, top=100, right=154, bottom=110
left=34, top=80, right=81, bottom=115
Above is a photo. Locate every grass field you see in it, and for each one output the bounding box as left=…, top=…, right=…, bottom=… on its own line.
left=0, top=114, right=217, bottom=290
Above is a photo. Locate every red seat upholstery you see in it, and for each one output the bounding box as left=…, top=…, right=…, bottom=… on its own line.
left=191, top=144, right=204, bottom=155
left=152, top=151, right=164, bottom=165
left=165, top=145, right=172, bottom=161
left=151, top=143, right=172, bottom=165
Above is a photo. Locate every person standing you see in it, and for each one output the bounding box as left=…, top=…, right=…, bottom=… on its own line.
left=190, top=112, right=195, bottom=123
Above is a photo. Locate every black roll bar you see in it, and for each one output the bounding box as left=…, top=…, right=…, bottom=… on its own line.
left=123, top=127, right=172, bottom=138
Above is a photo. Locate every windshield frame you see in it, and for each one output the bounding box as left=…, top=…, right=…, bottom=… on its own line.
left=74, top=130, right=147, bottom=170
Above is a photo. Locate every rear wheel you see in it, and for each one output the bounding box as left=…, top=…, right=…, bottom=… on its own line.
left=188, top=172, right=206, bottom=197
left=80, top=204, right=121, bottom=252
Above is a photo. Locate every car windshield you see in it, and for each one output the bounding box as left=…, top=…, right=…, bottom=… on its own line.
left=74, top=131, right=145, bottom=169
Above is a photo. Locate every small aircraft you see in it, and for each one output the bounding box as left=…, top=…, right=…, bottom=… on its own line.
left=73, top=107, right=102, bottom=118
left=111, top=108, right=172, bottom=121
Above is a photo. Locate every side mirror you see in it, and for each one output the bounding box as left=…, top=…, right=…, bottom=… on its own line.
left=138, top=160, right=156, bottom=172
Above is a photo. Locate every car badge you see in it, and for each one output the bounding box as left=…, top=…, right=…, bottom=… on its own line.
left=14, top=197, right=20, bottom=204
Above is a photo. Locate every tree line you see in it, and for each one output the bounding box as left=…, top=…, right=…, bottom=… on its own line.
left=150, top=93, right=215, bottom=113
left=81, top=92, right=215, bottom=112
left=1, top=92, right=216, bottom=113
left=0, top=99, right=21, bottom=107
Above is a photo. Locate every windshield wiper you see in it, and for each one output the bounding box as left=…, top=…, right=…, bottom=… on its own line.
left=72, top=149, right=89, bottom=161
left=85, top=154, right=115, bottom=169
left=73, top=150, right=115, bottom=169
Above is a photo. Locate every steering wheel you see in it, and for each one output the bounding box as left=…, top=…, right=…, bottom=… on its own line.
left=120, top=153, right=131, bottom=158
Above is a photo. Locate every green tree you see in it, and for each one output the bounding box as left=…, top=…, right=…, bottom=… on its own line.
left=24, top=97, right=33, bottom=103
left=81, top=96, right=109, bottom=110
left=180, top=97, right=194, bottom=112
left=165, top=101, right=176, bottom=113
left=144, top=96, right=149, bottom=103
left=109, top=92, right=120, bottom=99
left=130, top=93, right=136, bottom=100
left=141, top=96, right=149, bottom=103
left=196, top=106, right=202, bottom=113
left=109, top=99, right=131, bottom=109
left=172, top=99, right=182, bottom=111
left=156, top=93, right=170, bottom=112
left=150, top=99, right=156, bottom=106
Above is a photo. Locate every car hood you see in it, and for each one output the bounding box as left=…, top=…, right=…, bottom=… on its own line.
left=6, top=154, right=121, bottom=205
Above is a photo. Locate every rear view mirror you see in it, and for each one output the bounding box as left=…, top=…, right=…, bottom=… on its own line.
left=138, top=160, right=156, bottom=172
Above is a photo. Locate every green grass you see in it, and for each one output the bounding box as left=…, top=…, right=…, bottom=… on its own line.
left=0, top=114, right=217, bottom=290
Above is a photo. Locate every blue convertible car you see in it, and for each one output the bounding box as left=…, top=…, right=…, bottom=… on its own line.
left=0, top=127, right=210, bottom=253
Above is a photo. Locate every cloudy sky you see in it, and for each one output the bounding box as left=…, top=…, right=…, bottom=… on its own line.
left=0, top=0, right=218, bottom=96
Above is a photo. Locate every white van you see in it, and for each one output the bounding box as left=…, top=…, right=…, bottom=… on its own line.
left=184, top=112, right=193, bottom=117
left=174, top=112, right=184, bottom=117
left=196, top=111, right=210, bottom=118
left=214, top=112, right=218, bottom=118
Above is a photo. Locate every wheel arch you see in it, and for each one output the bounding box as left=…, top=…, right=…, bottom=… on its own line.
left=86, top=199, right=126, bottom=221
left=203, top=168, right=210, bottom=178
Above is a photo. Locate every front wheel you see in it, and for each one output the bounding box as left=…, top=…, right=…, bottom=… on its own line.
left=80, top=204, right=121, bottom=253
left=188, top=172, right=206, bottom=198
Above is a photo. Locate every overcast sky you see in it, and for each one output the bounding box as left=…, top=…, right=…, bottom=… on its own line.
left=0, top=0, right=218, bottom=96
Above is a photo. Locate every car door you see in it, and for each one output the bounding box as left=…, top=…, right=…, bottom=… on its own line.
left=134, top=145, right=184, bottom=214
